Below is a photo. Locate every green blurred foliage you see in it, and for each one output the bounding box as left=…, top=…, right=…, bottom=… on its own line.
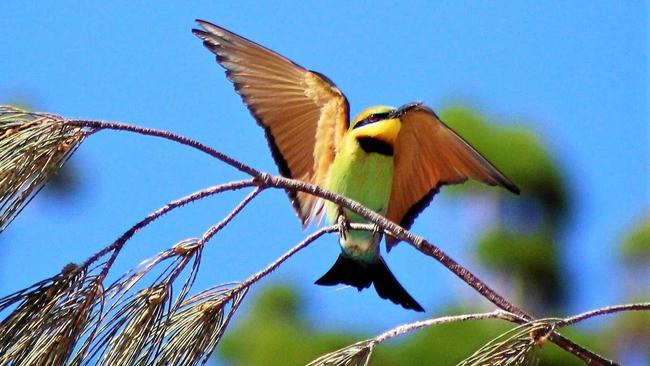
left=440, top=106, right=568, bottom=311
left=477, top=228, right=563, bottom=309
left=219, top=284, right=606, bottom=366
left=440, top=107, right=568, bottom=226
left=604, top=308, right=650, bottom=363
left=613, top=214, right=650, bottom=361
left=620, top=215, right=650, bottom=265
left=219, top=284, right=361, bottom=366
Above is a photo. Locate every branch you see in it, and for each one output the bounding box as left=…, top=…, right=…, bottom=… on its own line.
left=248, top=176, right=517, bottom=313
left=63, top=118, right=615, bottom=365
left=66, top=119, right=261, bottom=177
left=248, top=176, right=614, bottom=364
left=320, top=302, right=649, bottom=366
left=557, top=302, right=650, bottom=328
left=371, top=302, right=650, bottom=346
left=71, top=117, right=529, bottom=319
left=307, top=310, right=527, bottom=366
left=371, top=310, right=523, bottom=345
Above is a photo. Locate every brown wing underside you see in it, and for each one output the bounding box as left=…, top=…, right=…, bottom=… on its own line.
left=193, top=20, right=350, bottom=225
left=386, top=104, right=519, bottom=249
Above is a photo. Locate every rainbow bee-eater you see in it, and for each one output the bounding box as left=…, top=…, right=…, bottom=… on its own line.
left=193, top=20, right=519, bottom=312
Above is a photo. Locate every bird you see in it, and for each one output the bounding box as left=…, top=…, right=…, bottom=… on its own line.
left=193, top=20, right=519, bottom=312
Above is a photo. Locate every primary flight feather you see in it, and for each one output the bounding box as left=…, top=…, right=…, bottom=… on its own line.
left=193, top=20, right=519, bottom=312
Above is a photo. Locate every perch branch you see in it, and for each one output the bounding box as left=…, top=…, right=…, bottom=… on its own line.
left=62, top=118, right=617, bottom=364
left=252, top=175, right=616, bottom=365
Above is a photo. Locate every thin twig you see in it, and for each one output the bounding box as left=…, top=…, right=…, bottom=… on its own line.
left=199, top=187, right=264, bottom=245
left=225, top=223, right=374, bottom=296
left=238, top=225, right=336, bottom=289
left=333, top=302, right=649, bottom=366
left=66, top=120, right=260, bottom=177
left=238, top=223, right=376, bottom=289
left=372, top=310, right=523, bottom=345
left=557, top=302, right=650, bottom=328
left=366, top=302, right=650, bottom=347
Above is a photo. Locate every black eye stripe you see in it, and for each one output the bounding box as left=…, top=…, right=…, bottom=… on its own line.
left=353, top=112, right=390, bottom=129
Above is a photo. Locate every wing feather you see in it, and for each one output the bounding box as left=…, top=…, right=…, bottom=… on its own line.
left=386, top=104, right=519, bottom=249
left=193, top=20, right=350, bottom=225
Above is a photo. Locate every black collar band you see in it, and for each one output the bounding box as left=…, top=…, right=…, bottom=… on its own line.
left=357, top=137, right=394, bottom=156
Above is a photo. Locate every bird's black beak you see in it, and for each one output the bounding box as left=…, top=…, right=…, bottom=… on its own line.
left=389, top=101, right=423, bottom=118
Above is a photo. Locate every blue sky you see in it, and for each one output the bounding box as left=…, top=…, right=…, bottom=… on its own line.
left=0, top=0, right=647, bottom=346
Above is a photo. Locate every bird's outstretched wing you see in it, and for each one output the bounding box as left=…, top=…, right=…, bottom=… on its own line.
left=386, top=103, right=519, bottom=249
left=193, top=20, right=350, bottom=225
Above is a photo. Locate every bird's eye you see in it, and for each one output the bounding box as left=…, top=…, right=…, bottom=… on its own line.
left=353, top=112, right=390, bottom=129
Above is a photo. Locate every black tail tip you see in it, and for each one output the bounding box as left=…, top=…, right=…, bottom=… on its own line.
left=315, top=254, right=372, bottom=291
left=372, top=258, right=425, bottom=312
left=315, top=254, right=425, bottom=312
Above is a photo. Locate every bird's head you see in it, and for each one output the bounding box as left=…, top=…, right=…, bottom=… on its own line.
left=350, top=106, right=402, bottom=146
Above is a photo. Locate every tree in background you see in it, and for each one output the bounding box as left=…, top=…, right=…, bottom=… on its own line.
left=441, top=106, right=568, bottom=312
left=606, top=215, right=650, bottom=364
left=620, top=215, right=650, bottom=282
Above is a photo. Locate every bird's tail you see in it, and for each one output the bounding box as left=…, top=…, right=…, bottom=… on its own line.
left=315, top=254, right=424, bottom=312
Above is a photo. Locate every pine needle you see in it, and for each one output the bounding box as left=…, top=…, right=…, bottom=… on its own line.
left=0, top=262, right=103, bottom=365
left=306, top=340, right=375, bottom=366
left=156, top=284, right=248, bottom=366
left=457, top=319, right=556, bottom=366
left=0, top=106, right=85, bottom=232
left=80, top=238, right=206, bottom=365
left=94, top=284, right=170, bottom=365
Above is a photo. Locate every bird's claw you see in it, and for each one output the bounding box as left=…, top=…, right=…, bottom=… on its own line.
left=337, top=214, right=350, bottom=241
left=372, top=223, right=381, bottom=234
left=371, top=223, right=383, bottom=242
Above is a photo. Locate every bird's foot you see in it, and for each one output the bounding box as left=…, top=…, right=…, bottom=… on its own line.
left=337, top=214, right=350, bottom=241
left=371, top=223, right=384, bottom=242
